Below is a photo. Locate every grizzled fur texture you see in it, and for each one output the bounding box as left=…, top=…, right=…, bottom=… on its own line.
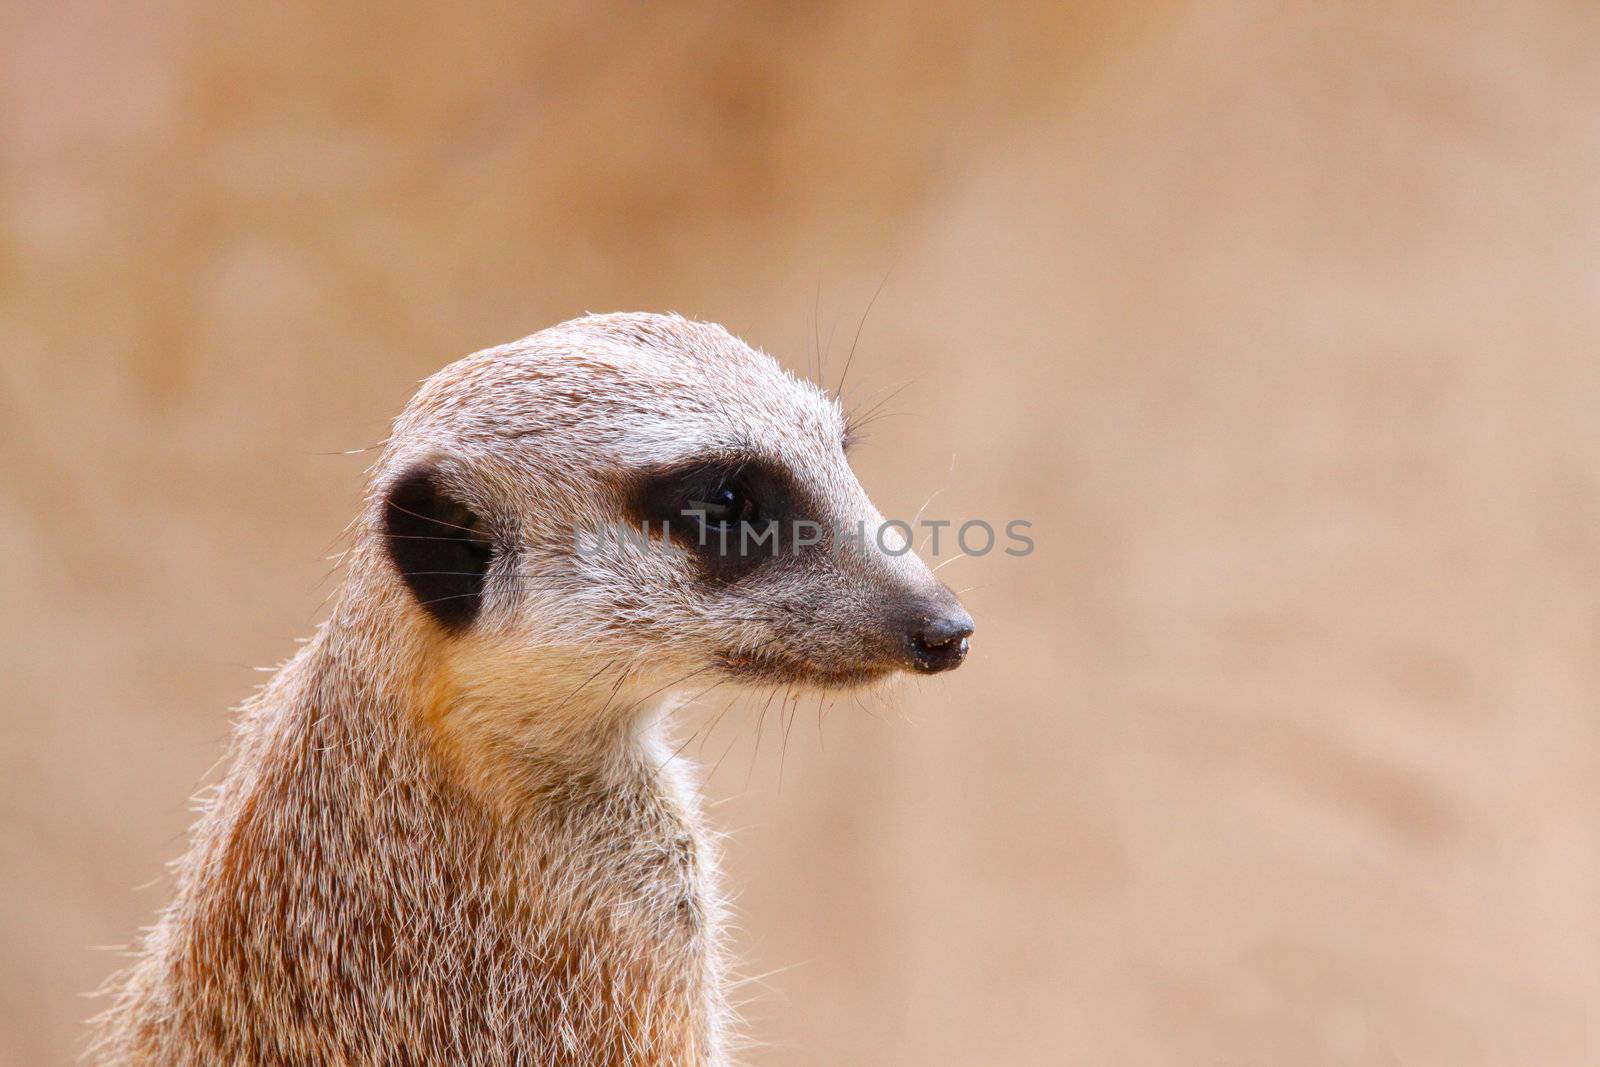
left=94, top=313, right=969, bottom=1065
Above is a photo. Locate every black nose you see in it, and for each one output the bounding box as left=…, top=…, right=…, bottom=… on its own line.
left=905, top=608, right=974, bottom=674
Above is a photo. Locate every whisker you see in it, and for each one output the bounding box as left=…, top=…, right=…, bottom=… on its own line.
left=663, top=679, right=728, bottom=770
left=621, top=663, right=719, bottom=717
left=778, top=688, right=800, bottom=793
left=597, top=667, right=634, bottom=720
left=836, top=265, right=893, bottom=401
left=312, top=438, right=388, bottom=457
left=382, top=533, right=497, bottom=543
left=841, top=409, right=908, bottom=443
left=707, top=690, right=758, bottom=780
left=697, top=694, right=741, bottom=762
left=384, top=500, right=484, bottom=536
left=844, top=379, right=915, bottom=443
left=548, top=657, right=621, bottom=716
left=744, top=684, right=782, bottom=792
left=812, top=276, right=824, bottom=386
left=822, top=302, right=840, bottom=383
left=913, top=453, right=962, bottom=555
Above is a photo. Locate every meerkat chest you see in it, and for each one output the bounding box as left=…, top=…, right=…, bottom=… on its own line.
left=521, top=772, right=712, bottom=946
left=494, top=773, right=720, bottom=1063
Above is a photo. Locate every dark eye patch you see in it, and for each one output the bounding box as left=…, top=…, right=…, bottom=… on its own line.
left=383, top=463, right=495, bottom=632
left=628, top=455, right=809, bottom=581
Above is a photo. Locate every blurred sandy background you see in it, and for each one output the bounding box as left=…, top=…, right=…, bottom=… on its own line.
left=3, top=2, right=1598, bottom=1064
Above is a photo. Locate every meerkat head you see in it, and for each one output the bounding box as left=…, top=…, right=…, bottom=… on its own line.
left=372, top=312, right=971, bottom=714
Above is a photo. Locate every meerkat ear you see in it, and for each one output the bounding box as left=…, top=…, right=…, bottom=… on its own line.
left=382, top=463, right=495, bottom=632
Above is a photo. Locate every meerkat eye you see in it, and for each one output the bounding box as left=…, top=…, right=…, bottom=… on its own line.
left=684, top=482, right=756, bottom=528
left=631, top=459, right=803, bottom=579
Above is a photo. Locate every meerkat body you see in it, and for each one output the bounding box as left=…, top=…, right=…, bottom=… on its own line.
left=97, top=314, right=971, bottom=1065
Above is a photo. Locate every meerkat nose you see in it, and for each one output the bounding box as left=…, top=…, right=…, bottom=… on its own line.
left=902, top=603, right=975, bottom=674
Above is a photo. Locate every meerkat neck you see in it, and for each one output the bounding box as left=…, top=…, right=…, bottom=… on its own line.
left=305, top=573, right=703, bottom=844
left=319, top=558, right=672, bottom=779
left=99, top=577, right=727, bottom=1066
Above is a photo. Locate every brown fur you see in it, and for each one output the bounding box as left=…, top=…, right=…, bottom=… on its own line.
left=94, top=313, right=968, bottom=1065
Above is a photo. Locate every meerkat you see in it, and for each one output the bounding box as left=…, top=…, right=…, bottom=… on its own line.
left=94, top=312, right=973, bottom=1066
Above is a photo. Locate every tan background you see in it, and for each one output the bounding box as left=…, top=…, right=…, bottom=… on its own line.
left=3, top=2, right=1598, bottom=1064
